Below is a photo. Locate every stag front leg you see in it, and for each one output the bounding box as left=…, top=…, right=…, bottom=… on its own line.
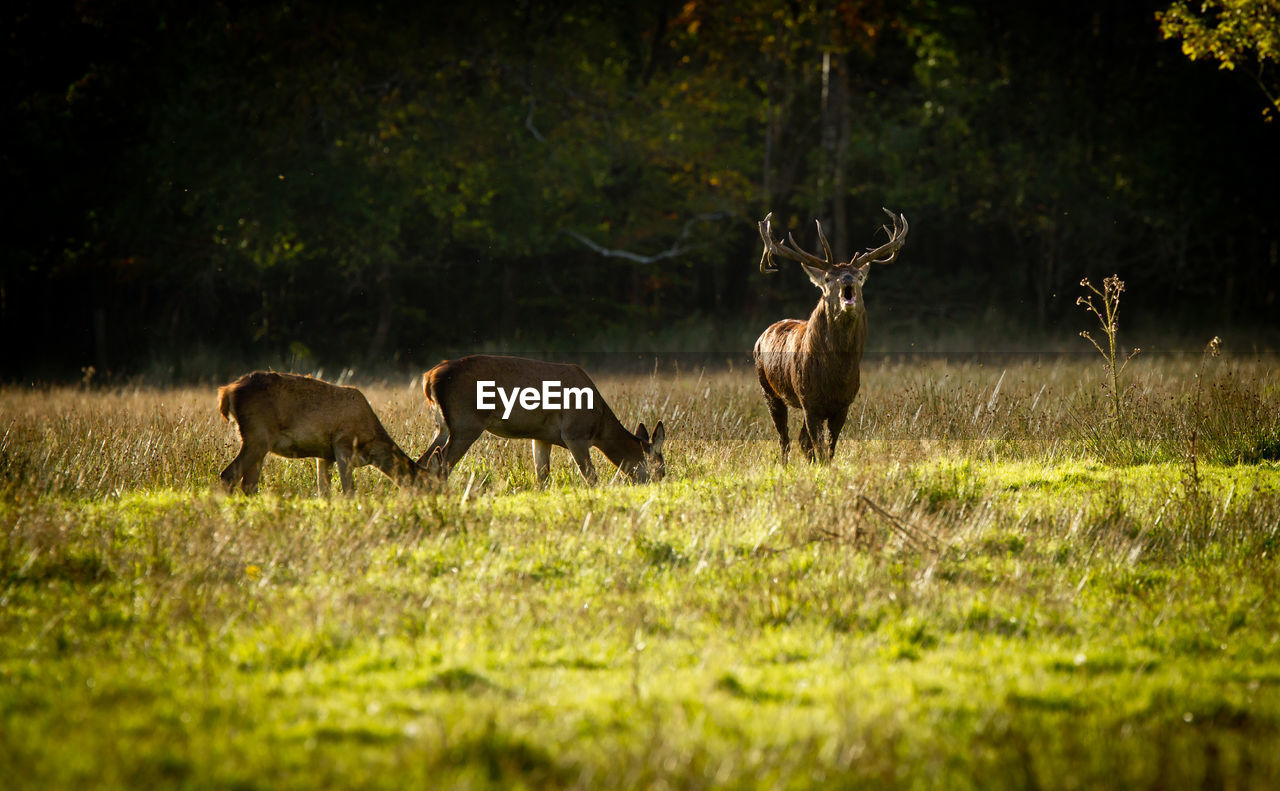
left=796, top=424, right=815, bottom=462
left=826, top=407, right=849, bottom=461
left=801, top=408, right=828, bottom=462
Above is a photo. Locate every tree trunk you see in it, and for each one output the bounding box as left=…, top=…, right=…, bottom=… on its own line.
left=819, top=51, right=850, bottom=254
left=365, top=264, right=393, bottom=364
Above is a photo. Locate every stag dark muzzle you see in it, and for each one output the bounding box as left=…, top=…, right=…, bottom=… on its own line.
left=839, top=275, right=857, bottom=308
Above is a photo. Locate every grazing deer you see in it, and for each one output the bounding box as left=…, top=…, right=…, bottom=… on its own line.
left=753, top=208, right=908, bottom=462
left=416, top=355, right=665, bottom=485
left=217, top=371, right=422, bottom=495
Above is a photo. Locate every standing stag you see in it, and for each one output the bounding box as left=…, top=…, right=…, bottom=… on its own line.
left=753, top=209, right=908, bottom=462
left=218, top=371, right=423, bottom=495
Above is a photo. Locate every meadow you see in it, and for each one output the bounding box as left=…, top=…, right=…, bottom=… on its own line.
left=2, top=352, right=1279, bottom=790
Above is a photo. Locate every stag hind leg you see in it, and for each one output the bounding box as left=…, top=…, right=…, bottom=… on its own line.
left=766, top=398, right=791, bottom=461
left=756, top=367, right=791, bottom=461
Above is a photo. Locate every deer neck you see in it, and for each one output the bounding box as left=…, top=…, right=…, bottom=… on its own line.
left=369, top=442, right=417, bottom=485
left=805, top=298, right=865, bottom=357
left=594, top=413, right=644, bottom=473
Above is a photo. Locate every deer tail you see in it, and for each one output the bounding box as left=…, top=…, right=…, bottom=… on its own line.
left=421, top=366, right=446, bottom=431
left=217, top=384, right=234, bottom=422
left=421, top=366, right=445, bottom=407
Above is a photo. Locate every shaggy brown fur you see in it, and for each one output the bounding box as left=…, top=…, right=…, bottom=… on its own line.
left=754, top=210, right=907, bottom=462
left=754, top=266, right=869, bottom=462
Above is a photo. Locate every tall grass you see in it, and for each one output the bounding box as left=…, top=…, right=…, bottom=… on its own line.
left=1, top=354, right=1279, bottom=789
left=6, top=355, right=1274, bottom=501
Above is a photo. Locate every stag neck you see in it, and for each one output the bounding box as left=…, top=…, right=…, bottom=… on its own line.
left=806, top=298, right=866, bottom=355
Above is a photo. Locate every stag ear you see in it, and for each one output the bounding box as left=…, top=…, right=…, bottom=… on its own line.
left=635, top=422, right=650, bottom=443
left=650, top=421, right=665, bottom=452
left=801, top=262, right=828, bottom=287
left=855, top=263, right=870, bottom=285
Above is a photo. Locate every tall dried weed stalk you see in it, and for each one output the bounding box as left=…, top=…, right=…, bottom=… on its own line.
left=1077, top=275, right=1140, bottom=425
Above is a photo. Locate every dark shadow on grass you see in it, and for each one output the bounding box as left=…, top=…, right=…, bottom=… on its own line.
left=421, top=666, right=511, bottom=697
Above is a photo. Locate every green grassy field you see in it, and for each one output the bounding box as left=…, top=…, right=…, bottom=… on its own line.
left=3, top=355, right=1279, bottom=789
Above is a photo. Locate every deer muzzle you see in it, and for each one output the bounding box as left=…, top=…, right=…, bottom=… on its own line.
left=840, top=282, right=857, bottom=309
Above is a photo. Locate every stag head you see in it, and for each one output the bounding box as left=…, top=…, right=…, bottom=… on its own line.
left=758, top=208, right=909, bottom=318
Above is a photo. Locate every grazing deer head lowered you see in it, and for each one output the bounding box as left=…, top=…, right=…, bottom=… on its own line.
left=417, top=355, right=665, bottom=486
left=753, top=208, right=908, bottom=462
left=218, top=371, right=423, bottom=495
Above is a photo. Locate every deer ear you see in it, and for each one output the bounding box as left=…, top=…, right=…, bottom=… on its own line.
left=635, top=422, right=649, bottom=443
left=855, top=263, right=870, bottom=285
left=801, top=262, right=827, bottom=287
left=650, top=421, right=665, bottom=451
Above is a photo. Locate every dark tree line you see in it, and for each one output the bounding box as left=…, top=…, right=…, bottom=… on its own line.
left=4, top=0, right=1278, bottom=380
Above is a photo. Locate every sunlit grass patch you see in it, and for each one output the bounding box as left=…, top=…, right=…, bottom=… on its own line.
left=2, top=357, right=1280, bottom=788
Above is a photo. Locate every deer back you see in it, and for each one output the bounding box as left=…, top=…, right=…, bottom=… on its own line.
left=423, top=355, right=610, bottom=439
left=422, top=355, right=665, bottom=482
left=222, top=372, right=395, bottom=455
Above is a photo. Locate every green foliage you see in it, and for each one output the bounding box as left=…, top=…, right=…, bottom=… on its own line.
left=1158, top=0, right=1280, bottom=119
left=6, top=2, right=1280, bottom=376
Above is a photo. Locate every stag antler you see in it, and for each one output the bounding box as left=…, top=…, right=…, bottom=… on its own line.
left=851, top=208, right=909, bottom=267
left=758, top=212, right=835, bottom=274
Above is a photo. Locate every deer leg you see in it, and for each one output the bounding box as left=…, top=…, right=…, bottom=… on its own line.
left=800, top=408, right=827, bottom=462
left=797, top=425, right=816, bottom=462
left=532, top=439, right=553, bottom=486
left=564, top=439, right=598, bottom=485
left=421, top=447, right=445, bottom=478
left=827, top=408, right=849, bottom=460
left=219, top=453, right=244, bottom=493
left=316, top=459, right=332, bottom=498
left=765, top=398, right=790, bottom=462
left=437, top=427, right=484, bottom=481
left=757, top=367, right=791, bottom=461
left=334, top=438, right=357, bottom=495
left=221, top=437, right=268, bottom=494
left=241, top=457, right=266, bottom=494
left=416, top=426, right=450, bottom=473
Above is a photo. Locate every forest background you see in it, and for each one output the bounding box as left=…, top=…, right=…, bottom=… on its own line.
left=5, top=0, right=1279, bottom=381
